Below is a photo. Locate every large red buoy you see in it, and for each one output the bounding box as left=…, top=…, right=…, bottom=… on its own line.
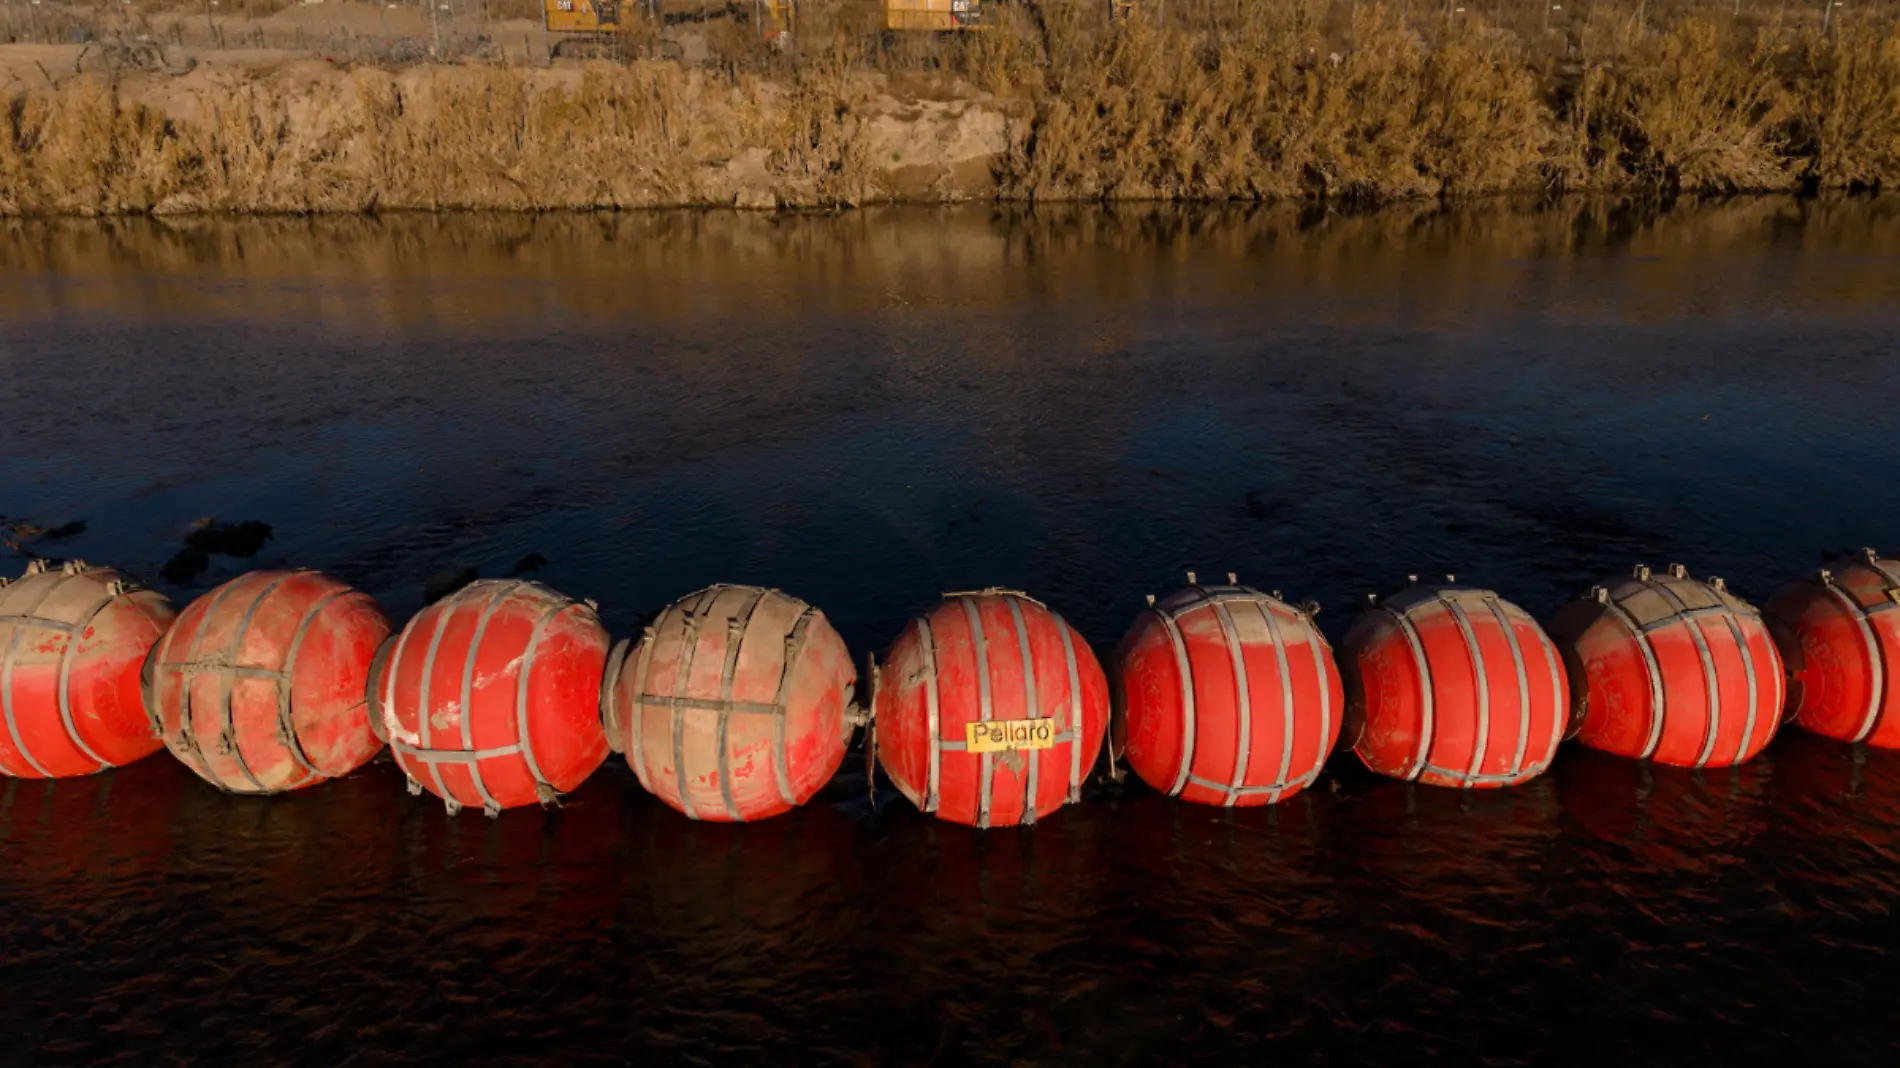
left=873, top=589, right=1108, bottom=828
left=373, top=579, right=609, bottom=815
left=1762, top=549, right=1900, bottom=748
left=1548, top=563, right=1783, bottom=767
left=145, top=570, right=390, bottom=793
left=1342, top=579, right=1567, bottom=788
left=1114, top=574, right=1343, bottom=806
left=0, top=559, right=174, bottom=779
left=601, top=584, right=858, bottom=822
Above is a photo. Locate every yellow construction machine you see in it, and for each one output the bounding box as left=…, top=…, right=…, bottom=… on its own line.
left=541, top=0, right=625, bottom=56
left=542, top=0, right=795, bottom=55
left=884, top=0, right=993, bottom=31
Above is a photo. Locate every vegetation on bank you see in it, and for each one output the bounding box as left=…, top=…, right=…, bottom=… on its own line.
left=1, top=2, right=1897, bottom=214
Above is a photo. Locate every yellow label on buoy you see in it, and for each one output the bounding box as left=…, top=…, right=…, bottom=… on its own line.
left=965, top=718, right=1056, bottom=753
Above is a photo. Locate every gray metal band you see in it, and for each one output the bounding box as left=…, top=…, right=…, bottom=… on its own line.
left=275, top=586, right=351, bottom=780
left=413, top=581, right=482, bottom=803
left=767, top=606, right=816, bottom=810
left=1482, top=595, right=1533, bottom=780
left=1005, top=596, right=1040, bottom=826
left=380, top=586, right=428, bottom=788
left=1305, top=609, right=1332, bottom=785
left=1437, top=592, right=1492, bottom=786
left=53, top=589, right=120, bottom=771
left=1421, top=763, right=1530, bottom=786
left=0, top=573, right=68, bottom=777
left=714, top=588, right=769, bottom=821
left=392, top=740, right=523, bottom=764
left=1647, top=580, right=1724, bottom=768
left=1599, top=596, right=1669, bottom=760
left=365, top=634, right=395, bottom=745
left=1720, top=611, right=1763, bottom=765
left=1380, top=604, right=1436, bottom=782
left=1639, top=603, right=1759, bottom=632
left=216, top=572, right=299, bottom=792
left=1254, top=600, right=1293, bottom=806
left=1185, top=769, right=1321, bottom=796
left=513, top=595, right=576, bottom=798
left=1812, top=581, right=1885, bottom=743
left=1153, top=606, right=1197, bottom=798
left=168, top=575, right=253, bottom=786
left=1055, top=615, right=1084, bottom=804
left=1534, top=614, right=1564, bottom=772
left=0, top=615, right=74, bottom=631
left=1211, top=600, right=1254, bottom=807
left=624, top=625, right=660, bottom=793
left=918, top=615, right=943, bottom=813
left=669, top=587, right=723, bottom=820
left=456, top=583, right=514, bottom=814
left=636, top=694, right=788, bottom=716
left=959, top=596, right=996, bottom=829
left=599, top=637, right=633, bottom=755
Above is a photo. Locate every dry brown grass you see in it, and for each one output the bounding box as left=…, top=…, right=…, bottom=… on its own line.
left=2, top=3, right=1898, bottom=214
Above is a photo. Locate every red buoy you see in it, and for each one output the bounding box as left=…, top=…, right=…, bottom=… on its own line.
left=1549, top=563, right=1783, bottom=767
left=373, top=579, right=609, bottom=815
left=146, top=570, right=390, bottom=793
left=873, top=589, right=1108, bottom=828
left=1762, top=549, right=1900, bottom=748
left=601, top=584, right=858, bottom=822
left=1115, top=575, right=1343, bottom=806
left=0, top=559, right=174, bottom=779
left=1343, top=580, right=1567, bottom=788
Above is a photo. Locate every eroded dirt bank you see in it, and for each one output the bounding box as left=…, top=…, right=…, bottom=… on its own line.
left=2, top=7, right=1897, bottom=216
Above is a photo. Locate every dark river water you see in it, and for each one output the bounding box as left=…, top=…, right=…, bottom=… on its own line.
left=3, top=199, right=1900, bottom=1064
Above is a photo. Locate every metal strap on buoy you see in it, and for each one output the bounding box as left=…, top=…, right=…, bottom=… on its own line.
left=162, top=573, right=251, bottom=788
left=666, top=586, right=722, bottom=821
left=599, top=636, right=632, bottom=754
left=1818, top=553, right=1894, bottom=743
left=1435, top=591, right=1493, bottom=785
left=917, top=614, right=943, bottom=813
left=1150, top=601, right=1196, bottom=798
left=1004, top=595, right=1040, bottom=826
left=711, top=588, right=769, bottom=822
left=623, top=624, right=660, bottom=794
left=957, top=595, right=997, bottom=830
left=1054, top=614, right=1085, bottom=805
left=275, top=585, right=352, bottom=778
left=457, top=583, right=517, bottom=816
left=516, top=594, right=586, bottom=811
left=0, top=562, right=69, bottom=777
left=410, top=581, right=474, bottom=805
left=768, top=604, right=818, bottom=811
left=1596, top=571, right=1669, bottom=760
left=1379, top=594, right=1437, bottom=783
left=365, top=633, right=395, bottom=745
left=1643, top=568, right=1725, bottom=767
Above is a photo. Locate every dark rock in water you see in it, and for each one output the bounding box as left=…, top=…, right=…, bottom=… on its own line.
left=162, top=546, right=211, bottom=584
left=423, top=567, right=479, bottom=605
left=42, top=520, right=87, bottom=540
left=7, top=521, right=48, bottom=539
left=184, top=519, right=273, bottom=558
left=507, top=553, right=548, bottom=577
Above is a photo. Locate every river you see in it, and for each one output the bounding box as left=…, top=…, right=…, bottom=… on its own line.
left=3, top=198, right=1899, bottom=1063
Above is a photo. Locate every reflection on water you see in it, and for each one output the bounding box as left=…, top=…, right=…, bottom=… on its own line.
left=3, top=198, right=1900, bottom=1061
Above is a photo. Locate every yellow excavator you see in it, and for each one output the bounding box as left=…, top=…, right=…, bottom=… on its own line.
left=884, top=0, right=993, bottom=31
left=542, top=0, right=796, bottom=56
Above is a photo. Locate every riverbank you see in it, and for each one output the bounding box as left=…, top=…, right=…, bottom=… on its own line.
left=2, top=5, right=1897, bottom=215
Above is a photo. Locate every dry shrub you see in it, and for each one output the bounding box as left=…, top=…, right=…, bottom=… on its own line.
left=1785, top=22, right=1900, bottom=190
left=1002, top=6, right=1549, bottom=202
left=0, top=80, right=185, bottom=215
